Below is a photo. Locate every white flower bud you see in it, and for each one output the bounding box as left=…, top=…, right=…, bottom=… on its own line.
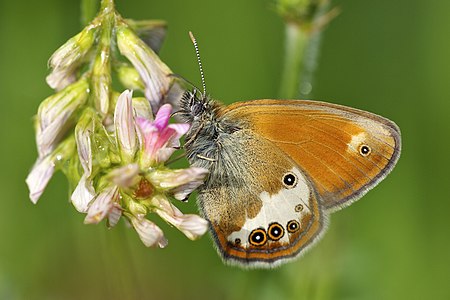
left=36, top=78, right=89, bottom=157
left=92, top=46, right=112, bottom=116
left=152, top=195, right=208, bottom=240
left=114, top=90, right=138, bottom=162
left=131, top=215, right=167, bottom=248
left=116, top=63, right=145, bottom=91
left=84, top=185, right=119, bottom=224
left=116, top=25, right=172, bottom=112
left=26, top=137, right=76, bottom=204
left=46, top=24, right=97, bottom=90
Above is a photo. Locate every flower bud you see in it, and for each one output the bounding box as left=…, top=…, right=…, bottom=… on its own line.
left=116, top=63, right=145, bottom=91
left=36, top=78, right=89, bottom=157
left=152, top=195, right=208, bottom=240
left=125, top=19, right=167, bottom=53
left=91, top=46, right=112, bottom=116
left=108, top=164, right=140, bottom=188
left=116, top=24, right=172, bottom=112
left=148, top=167, right=208, bottom=199
left=132, top=97, right=153, bottom=120
left=26, top=136, right=76, bottom=204
left=71, top=109, right=96, bottom=212
left=84, top=185, right=119, bottom=224
left=46, top=24, right=97, bottom=90
left=131, top=215, right=167, bottom=248
left=108, top=203, right=123, bottom=228
left=128, top=199, right=148, bottom=216
left=114, top=90, right=138, bottom=162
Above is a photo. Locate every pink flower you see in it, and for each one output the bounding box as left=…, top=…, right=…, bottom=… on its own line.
left=136, top=104, right=189, bottom=167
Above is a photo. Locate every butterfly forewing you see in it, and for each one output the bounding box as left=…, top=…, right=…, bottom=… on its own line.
left=221, top=100, right=401, bottom=211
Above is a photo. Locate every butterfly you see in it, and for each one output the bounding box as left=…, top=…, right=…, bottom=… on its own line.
left=177, top=33, right=401, bottom=268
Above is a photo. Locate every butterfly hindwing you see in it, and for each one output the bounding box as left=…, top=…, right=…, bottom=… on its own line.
left=195, top=128, right=326, bottom=267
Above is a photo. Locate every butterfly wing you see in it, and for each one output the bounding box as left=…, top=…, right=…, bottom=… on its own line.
left=221, top=99, right=401, bottom=211
left=196, top=128, right=326, bottom=267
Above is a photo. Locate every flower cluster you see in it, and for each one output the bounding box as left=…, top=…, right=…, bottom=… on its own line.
left=26, top=1, right=208, bottom=247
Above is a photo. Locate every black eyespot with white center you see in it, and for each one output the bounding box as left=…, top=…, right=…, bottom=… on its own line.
left=268, top=222, right=284, bottom=241
left=249, top=228, right=267, bottom=246
left=282, top=172, right=298, bottom=189
left=359, top=144, right=371, bottom=157
left=287, top=220, right=300, bottom=233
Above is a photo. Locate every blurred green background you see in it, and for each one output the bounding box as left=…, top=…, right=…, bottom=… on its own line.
left=1, top=0, right=449, bottom=299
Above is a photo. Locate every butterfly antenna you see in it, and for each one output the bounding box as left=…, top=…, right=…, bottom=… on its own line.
left=169, top=73, right=200, bottom=91
left=189, top=31, right=207, bottom=97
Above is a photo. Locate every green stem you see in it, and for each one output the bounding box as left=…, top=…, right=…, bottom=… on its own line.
left=278, top=1, right=332, bottom=99
left=100, top=0, right=115, bottom=11
left=81, top=0, right=100, bottom=26
left=278, top=23, right=310, bottom=99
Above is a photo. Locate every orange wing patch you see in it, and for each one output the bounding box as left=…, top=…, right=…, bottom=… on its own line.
left=222, top=100, right=401, bottom=210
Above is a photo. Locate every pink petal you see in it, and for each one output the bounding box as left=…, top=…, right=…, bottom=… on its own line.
left=155, top=147, right=177, bottom=164
left=135, top=117, right=155, bottom=136
left=168, top=123, right=190, bottom=136
left=136, top=105, right=189, bottom=166
left=153, top=104, right=172, bottom=130
left=152, top=127, right=176, bottom=152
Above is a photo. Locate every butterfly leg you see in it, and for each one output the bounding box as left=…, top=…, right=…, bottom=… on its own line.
left=196, top=154, right=216, bottom=162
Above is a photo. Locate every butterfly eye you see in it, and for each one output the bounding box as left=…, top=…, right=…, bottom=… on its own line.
left=282, top=172, right=298, bottom=189
left=359, top=144, right=371, bottom=156
left=268, top=223, right=284, bottom=241
left=249, top=228, right=267, bottom=246
left=287, top=220, right=300, bottom=233
left=191, top=102, right=205, bottom=117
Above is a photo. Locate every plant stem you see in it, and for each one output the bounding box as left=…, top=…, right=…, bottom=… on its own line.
left=100, top=0, right=115, bottom=11
left=278, top=0, right=332, bottom=99
left=278, top=23, right=309, bottom=99
left=81, top=0, right=100, bottom=26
